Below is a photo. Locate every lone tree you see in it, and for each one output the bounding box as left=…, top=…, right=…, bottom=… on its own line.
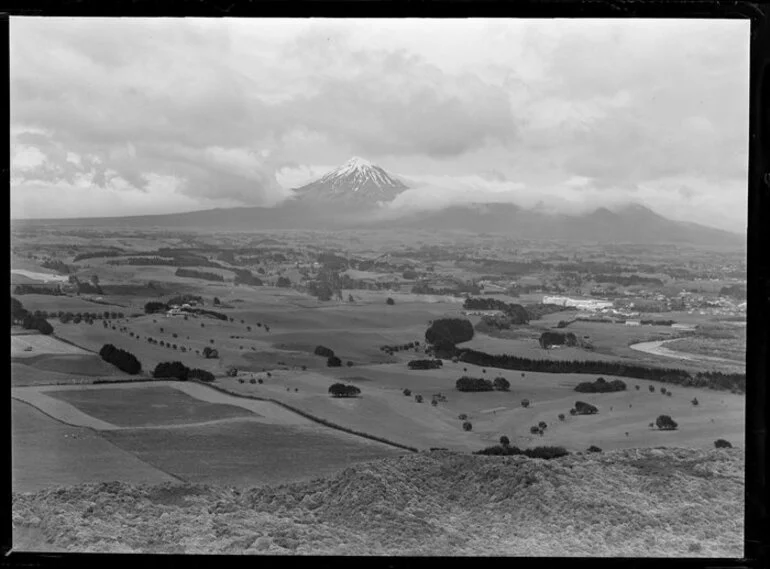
left=462, top=421, right=473, bottom=432
left=499, top=435, right=510, bottom=446
left=327, top=355, right=342, bottom=367
left=587, top=445, right=602, bottom=453
left=655, top=414, right=678, bottom=430
left=714, top=439, right=733, bottom=449
left=403, top=388, right=412, bottom=396
left=521, top=398, right=530, bottom=408
left=415, top=394, right=423, bottom=403
left=538, top=421, right=548, bottom=430
left=558, top=413, right=565, bottom=421
left=649, top=385, right=655, bottom=393
left=329, top=383, right=361, bottom=398
left=386, top=297, right=395, bottom=305
left=691, top=397, right=699, bottom=406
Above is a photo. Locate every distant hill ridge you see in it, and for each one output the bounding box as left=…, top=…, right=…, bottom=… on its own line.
left=11, top=157, right=744, bottom=247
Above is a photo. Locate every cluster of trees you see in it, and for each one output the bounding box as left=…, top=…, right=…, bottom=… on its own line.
left=474, top=444, right=569, bottom=459
left=40, top=259, right=71, bottom=274
left=275, top=276, right=292, bottom=288
left=456, top=376, right=494, bottom=392
left=442, top=347, right=745, bottom=393
left=191, top=308, right=228, bottom=321
left=144, top=301, right=169, bottom=314
left=307, top=280, right=336, bottom=302
left=328, top=383, right=360, bottom=398
left=425, top=318, right=474, bottom=350
left=640, top=319, right=675, bottom=326
left=539, top=331, right=579, bottom=348
left=719, top=284, right=747, bottom=300
left=407, top=359, right=443, bottom=370
left=153, top=361, right=189, bottom=380
left=13, top=284, right=63, bottom=296
left=463, top=298, right=530, bottom=323
left=175, top=268, right=224, bottom=282
left=10, top=297, right=55, bottom=334
left=573, top=401, right=599, bottom=415
left=714, top=439, right=733, bottom=449
left=108, top=255, right=219, bottom=268
left=575, top=377, right=627, bottom=393
left=655, top=414, right=678, bottom=430
left=99, top=344, right=142, bottom=374
left=314, top=345, right=335, bottom=358
left=455, top=375, right=510, bottom=392
left=327, top=356, right=342, bottom=367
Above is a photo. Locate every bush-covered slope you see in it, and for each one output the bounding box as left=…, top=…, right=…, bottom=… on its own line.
left=12, top=448, right=742, bottom=556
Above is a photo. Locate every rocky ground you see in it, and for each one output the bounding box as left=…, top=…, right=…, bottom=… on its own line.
left=12, top=447, right=743, bottom=557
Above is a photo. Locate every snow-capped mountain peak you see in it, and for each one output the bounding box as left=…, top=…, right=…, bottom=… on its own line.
left=293, top=157, right=408, bottom=204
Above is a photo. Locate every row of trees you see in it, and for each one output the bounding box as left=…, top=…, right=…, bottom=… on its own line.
left=99, top=344, right=142, bottom=374
left=175, top=268, right=225, bottom=282
left=442, top=347, right=745, bottom=393
left=474, top=444, right=569, bottom=459
left=13, top=284, right=63, bottom=296
left=462, top=297, right=530, bottom=323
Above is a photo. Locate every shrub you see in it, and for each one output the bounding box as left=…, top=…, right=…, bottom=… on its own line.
left=386, top=297, right=395, bottom=305
left=574, top=401, right=598, bottom=415
left=655, top=414, right=678, bottom=430
left=415, top=394, right=423, bottom=403
left=521, top=399, right=530, bottom=408
left=558, top=413, right=565, bottom=421
left=493, top=376, right=511, bottom=391
left=458, top=413, right=468, bottom=420
left=152, top=361, right=189, bottom=381
left=649, top=385, right=655, bottom=392
left=462, top=421, right=472, bottom=431
left=327, top=356, right=342, bottom=367
left=347, top=361, right=354, bottom=367
left=691, top=397, right=699, bottom=406
left=569, top=408, right=578, bottom=416
left=667, top=391, right=672, bottom=397
left=314, top=345, right=335, bottom=358
left=172, top=333, right=178, bottom=338
left=635, top=385, right=640, bottom=390
left=714, top=439, right=733, bottom=449
left=587, top=445, right=603, bottom=453
left=530, top=426, right=541, bottom=435
left=329, top=383, right=361, bottom=398
left=403, top=389, right=412, bottom=396
left=456, top=376, right=494, bottom=392
left=238, top=379, right=245, bottom=384
left=98, top=344, right=142, bottom=375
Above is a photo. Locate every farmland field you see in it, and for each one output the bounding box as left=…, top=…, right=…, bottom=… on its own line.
left=12, top=399, right=176, bottom=493
left=11, top=334, right=93, bottom=357
left=44, top=385, right=257, bottom=428
left=102, top=419, right=406, bottom=488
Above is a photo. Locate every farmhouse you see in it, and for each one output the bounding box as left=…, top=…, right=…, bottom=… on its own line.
left=625, top=319, right=641, bottom=326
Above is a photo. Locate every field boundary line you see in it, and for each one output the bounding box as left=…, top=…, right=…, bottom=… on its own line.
left=189, top=380, right=420, bottom=453
left=51, top=334, right=99, bottom=354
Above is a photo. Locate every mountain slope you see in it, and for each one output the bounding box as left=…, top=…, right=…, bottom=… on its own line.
left=12, top=448, right=743, bottom=556
left=291, top=157, right=408, bottom=205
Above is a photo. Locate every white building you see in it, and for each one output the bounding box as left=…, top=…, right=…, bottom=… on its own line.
left=542, top=295, right=614, bottom=311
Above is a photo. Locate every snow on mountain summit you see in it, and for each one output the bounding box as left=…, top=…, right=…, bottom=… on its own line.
left=293, top=157, right=409, bottom=205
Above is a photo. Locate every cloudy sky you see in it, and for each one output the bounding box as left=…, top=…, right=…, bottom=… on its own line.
left=10, top=18, right=749, bottom=232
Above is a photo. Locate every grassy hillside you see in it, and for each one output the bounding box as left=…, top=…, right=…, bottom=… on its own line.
left=12, top=447, right=743, bottom=556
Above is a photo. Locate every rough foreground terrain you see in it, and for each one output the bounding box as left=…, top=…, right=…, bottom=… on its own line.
left=13, top=447, right=743, bottom=556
